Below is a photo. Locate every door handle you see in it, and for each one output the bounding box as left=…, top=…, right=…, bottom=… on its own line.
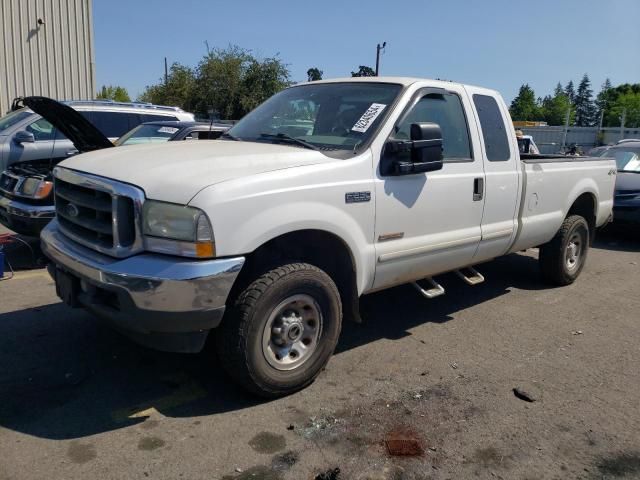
left=66, top=150, right=79, bottom=156
left=473, top=177, right=484, bottom=201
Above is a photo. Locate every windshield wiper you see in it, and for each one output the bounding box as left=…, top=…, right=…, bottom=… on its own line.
left=618, top=169, right=640, bottom=174
left=259, top=133, right=318, bottom=151
left=220, top=132, right=239, bottom=141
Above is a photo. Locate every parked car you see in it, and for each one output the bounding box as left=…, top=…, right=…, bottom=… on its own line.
left=595, top=140, right=640, bottom=225
left=0, top=97, right=196, bottom=235
left=115, top=121, right=229, bottom=146
left=40, top=77, right=615, bottom=397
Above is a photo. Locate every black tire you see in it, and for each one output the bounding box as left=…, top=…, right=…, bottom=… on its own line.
left=539, top=215, right=590, bottom=286
left=216, top=263, right=342, bottom=397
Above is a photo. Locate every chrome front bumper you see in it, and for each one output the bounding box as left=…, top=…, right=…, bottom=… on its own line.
left=41, top=220, right=245, bottom=352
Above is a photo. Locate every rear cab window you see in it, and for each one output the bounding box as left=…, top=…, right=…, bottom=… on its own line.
left=472, top=94, right=511, bottom=162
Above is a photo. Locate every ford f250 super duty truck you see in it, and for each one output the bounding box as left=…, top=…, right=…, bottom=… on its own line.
left=40, top=77, right=616, bottom=397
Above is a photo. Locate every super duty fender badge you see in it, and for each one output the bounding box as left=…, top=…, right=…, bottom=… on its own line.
left=345, top=191, right=371, bottom=203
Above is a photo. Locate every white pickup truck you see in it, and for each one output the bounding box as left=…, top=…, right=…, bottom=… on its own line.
left=41, top=77, right=616, bottom=396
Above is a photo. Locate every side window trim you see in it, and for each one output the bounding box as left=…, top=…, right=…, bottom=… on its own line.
left=388, top=87, right=475, bottom=163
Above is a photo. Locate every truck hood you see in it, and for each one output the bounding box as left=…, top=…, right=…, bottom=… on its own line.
left=59, top=140, right=333, bottom=204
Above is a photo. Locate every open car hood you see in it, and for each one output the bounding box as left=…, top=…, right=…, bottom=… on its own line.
left=17, top=96, right=114, bottom=152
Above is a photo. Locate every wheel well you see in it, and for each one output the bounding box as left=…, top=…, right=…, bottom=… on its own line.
left=229, top=230, right=360, bottom=322
left=568, top=193, right=596, bottom=243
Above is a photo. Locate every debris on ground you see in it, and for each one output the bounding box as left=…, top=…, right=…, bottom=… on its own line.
left=450, top=362, right=458, bottom=370
left=571, top=330, right=583, bottom=335
left=513, top=386, right=538, bottom=402
left=300, top=414, right=343, bottom=439
left=384, top=426, right=425, bottom=456
left=286, top=424, right=294, bottom=431
left=271, top=451, right=299, bottom=471
left=314, top=467, right=340, bottom=480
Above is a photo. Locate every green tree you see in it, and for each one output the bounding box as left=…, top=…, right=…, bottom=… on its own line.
left=192, top=45, right=290, bottom=119
left=96, top=85, right=131, bottom=102
left=574, top=74, right=596, bottom=126
left=540, top=88, right=574, bottom=126
left=595, top=78, right=612, bottom=124
left=138, top=63, right=196, bottom=110
left=307, top=67, right=323, bottom=81
left=609, top=92, right=640, bottom=128
left=351, top=65, right=375, bottom=77
left=138, top=46, right=291, bottom=119
left=564, top=80, right=576, bottom=104
left=509, top=84, right=541, bottom=121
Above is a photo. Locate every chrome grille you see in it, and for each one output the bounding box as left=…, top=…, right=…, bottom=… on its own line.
left=53, top=167, right=145, bottom=258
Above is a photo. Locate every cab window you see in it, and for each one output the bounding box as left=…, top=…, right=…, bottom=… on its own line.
left=392, top=92, right=473, bottom=162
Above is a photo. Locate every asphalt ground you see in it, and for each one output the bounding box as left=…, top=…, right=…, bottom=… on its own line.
left=0, top=224, right=638, bottom=480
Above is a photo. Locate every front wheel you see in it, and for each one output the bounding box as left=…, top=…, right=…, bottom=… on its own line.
left=539, top=215, right=590, bottom=286
left=216, top=263, right=342, bottom=397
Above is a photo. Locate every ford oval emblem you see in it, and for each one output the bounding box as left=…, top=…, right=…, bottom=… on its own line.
left=65, top=203, right=80, bottom=218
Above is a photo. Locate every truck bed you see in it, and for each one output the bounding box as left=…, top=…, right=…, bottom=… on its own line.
left=510, top=156, right=616, bottom=252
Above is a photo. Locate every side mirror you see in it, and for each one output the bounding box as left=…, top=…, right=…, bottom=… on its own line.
left=14, top=131, right=35, bottom=144
left=383, top=122, right=444, bottom=175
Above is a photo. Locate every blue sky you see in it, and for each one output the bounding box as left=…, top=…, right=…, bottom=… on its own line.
left=94, top=0, right=640, bottom=104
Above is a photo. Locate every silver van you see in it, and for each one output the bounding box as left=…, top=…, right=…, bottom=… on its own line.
left=0, top=99, right=194, bottom=172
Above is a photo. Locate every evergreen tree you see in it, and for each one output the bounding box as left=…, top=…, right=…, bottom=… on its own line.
left=595, top=78, right=612, bottom=124
left=509, top=84, right=541, bottom=121
left=564, top=80, right=575, bottom=104
left=574, top=74, right=597, bottom=126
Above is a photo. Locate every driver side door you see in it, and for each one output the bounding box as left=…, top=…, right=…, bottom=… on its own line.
left=373, top=86, right=485, bottom=289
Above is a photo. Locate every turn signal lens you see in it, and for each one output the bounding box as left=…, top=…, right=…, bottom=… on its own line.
left=195, top=242, right=215, bottom=258
left=34, top=180, right=53, bottom=199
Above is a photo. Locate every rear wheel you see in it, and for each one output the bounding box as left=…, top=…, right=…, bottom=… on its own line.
left=539, top=215, right=590, bottom=286
left=216, top=263, right=342, bottom=397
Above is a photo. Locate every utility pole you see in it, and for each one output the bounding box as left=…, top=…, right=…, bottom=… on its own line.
left=164, top=57, right=168, bottom=86
left=561, top=106, right=570, bottom=151
left=620, top=108, right=627, bottom=142
left=375, top=42, right=386, bottom=76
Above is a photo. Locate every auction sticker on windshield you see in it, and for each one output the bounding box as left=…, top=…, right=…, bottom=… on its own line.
left=352, top=103, right=387, bottom=133
left=158, top=127, right=179, bottom=134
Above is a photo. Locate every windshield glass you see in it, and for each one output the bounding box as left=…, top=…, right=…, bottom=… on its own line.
left=228, top=82, right=403, bottom=152
left=601, top=147, right=640, bottom=172
left=116, top=124, right=180, bottom=146
left=0, top=109, right=32, bottom=134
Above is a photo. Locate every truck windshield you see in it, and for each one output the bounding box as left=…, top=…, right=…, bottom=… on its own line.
left=228, top=82, right=402, bottom=152
left=0, top=109, right=32, bottom=134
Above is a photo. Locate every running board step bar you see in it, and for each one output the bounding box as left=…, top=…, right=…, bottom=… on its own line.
left=454, top=267, right=485, bottom=285
left=412, top=277, right=445, bottom=299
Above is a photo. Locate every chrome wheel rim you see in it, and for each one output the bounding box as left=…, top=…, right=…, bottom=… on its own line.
left=262, top=294, right=322, bottom=371
left=565, top=231, right=583, bottom=272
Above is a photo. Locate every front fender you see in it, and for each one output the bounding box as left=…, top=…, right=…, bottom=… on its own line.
left=189, top=158, right=376, bottom=294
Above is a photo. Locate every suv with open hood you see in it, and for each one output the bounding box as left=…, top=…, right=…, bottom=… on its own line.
left=0, top=97, right=196, bottom=235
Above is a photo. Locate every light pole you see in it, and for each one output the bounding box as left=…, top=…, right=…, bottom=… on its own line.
left=375, top=42, right=386, bottom=76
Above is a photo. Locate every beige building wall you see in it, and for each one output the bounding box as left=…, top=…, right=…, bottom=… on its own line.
left=0, top=0, right=95, bottom=114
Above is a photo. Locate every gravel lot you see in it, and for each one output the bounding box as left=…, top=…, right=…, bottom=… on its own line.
left=0, top=225, right=638, bottom=480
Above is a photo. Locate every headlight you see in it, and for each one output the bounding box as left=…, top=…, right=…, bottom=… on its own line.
left=142, top=200, right=215, bottom=258
left=19, top=178, right=53, bottom=199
